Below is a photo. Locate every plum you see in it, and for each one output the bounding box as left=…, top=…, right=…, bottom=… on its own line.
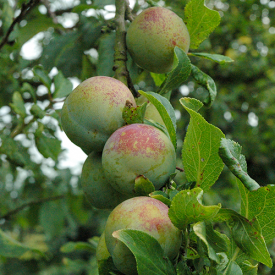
left=102, top=123, right=176, bottom=195
left=126, top=7, right=190, bottom=74
left=81, top=152, right=132, bottom=209
left=104, top=196, right=182, bottom=275
left=61, top=76, right=136, bottom=154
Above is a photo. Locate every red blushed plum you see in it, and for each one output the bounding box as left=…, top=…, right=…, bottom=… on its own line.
left=81, top=152, right=132, bottom=210
left=126, top=7, right=190, bottom=74
left=102, top=123, right=176, bottom=195
left=61, top=76, right=136, bottom=154
left=104, top=197, right=182, bottom=275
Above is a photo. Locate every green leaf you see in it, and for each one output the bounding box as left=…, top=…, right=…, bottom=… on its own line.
left=53, top=71, right=73, bottom=99
left=139, top=90, right=177, bottom=150
left=191, top=65, right=217, bottom=107
left=35, top=129, right=61, bottom=161
left=98, top=257, right=124, bottom=275
left=39, top=201, right=65, bottom=240
left=113, top=229, right=177, bottom=275
left=122, top=102, right=147, bottom=124
left=176, top=261, right=193, bottom=274
left=180, top=97, right=225, bottom=191
left=18, top=16, right=63, bottom=46
left=0, top=229, right=45, bottom=258
left=193, top=222, right=229, bottom=263
left=215, top=209, right=272, bottom=268
left=0, top=134, right=31, bottom=167
left=134, top=175, right=155, bottom=196
left=149, top=191, right=171, bottom=207
left=97, top=32, right=116, bottom=76
left=217, top=258, right=243, bottom=275
left=60, top=241, right=95, bottom=253
left=33, top=65, right=52, bottom=92
left=184, top=0, right=221, bottom=49
left=21, top=82, right=36, bottom=103
left=30, top=104, right=46, bottom=119
left=190, top=53, right=234, bottom=64
left=9, top=91, right=27, bottom=118
left=238, top=184, right=275, bottom=244
left=150, top=73, right=166, bottom=87
left=168, top=188, right=221, bottom=230
left=159, top=47, right=191, bottom=95
left=41, top=16, right=103, bottom=78
left=219, top=138, right=260, bottom=191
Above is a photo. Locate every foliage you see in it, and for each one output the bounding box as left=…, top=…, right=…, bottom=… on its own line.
left=0, top=0, right=275, bottom=274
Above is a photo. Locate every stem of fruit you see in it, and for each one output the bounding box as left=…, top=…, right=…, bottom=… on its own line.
left=113, top=0, right=138, bottom=97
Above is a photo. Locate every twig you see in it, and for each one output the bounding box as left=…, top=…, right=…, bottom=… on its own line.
left=0, top=195, right=65, bottom=220
left=0, top=0, right=40, bottom=51
left=113, top=0, right=138, bottom=97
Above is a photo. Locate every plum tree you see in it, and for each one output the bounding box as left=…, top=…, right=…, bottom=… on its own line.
left=61, top=76, right=136, bottom=154
left=136, top=95, right=165, bottom=126
left=104, top=196, right=182, bottom=275
left=126, top=7, right=190, bottom=74
left=102, top=123, right=176, bottom=195
left=81, top=152, right=132, bottom=209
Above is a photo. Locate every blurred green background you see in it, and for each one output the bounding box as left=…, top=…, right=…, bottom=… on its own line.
left=0, top=0, right=275, bottom=274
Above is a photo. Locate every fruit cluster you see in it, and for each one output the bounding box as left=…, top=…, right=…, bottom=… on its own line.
left=61, top=6, right=190, bottom=275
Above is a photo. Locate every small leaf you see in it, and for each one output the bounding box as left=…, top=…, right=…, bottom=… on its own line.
left=184, top=0, right=221, bottom=49
left=219, top=138, right=260, bottom=191
left=190, top=53, right=234, bottom=64
left=35, top=129, right=62, bottom=161
left=193, top=222, right=229, bottom=263
left=150, top=72, right=166, bottom=87
left=53, top=71, right=73, bottom=99
left=9, top=91, right=27, bottom=118
left=134, top=175, right=155, bottom=196
left=139, top=90, right=177, bottom=150
left=113, top=229, right=177, bottom=275
left=98, top=257, right=124, bottom=275
left=180, top=98, right=225, bottom=191
left=191, top=65, right=217, bottom=107
left=33, top=65, right=52, bottom=92
left=159, top=47, right=191, bottom=95
left=0, top=229, right=45, bottom=258
left=60, top=241, right=95, bottom=253
left=215, top=209, right=272, bottom=268
left=21, top=82, right=36, bottom=103
left=122, top=102, right=147, bottom=125
left=30, top=104, right=46, bottom=119
left=149, top=191, right=171, bottom=207
left=168, top=188, right=221, bottom=230
left=238, top=185, right=275, bottom=244
left=176, top=261, right=193, bottom=274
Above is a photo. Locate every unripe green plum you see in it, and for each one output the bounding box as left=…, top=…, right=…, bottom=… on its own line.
left=102, top=123, right=176, bottom=195
left=126, top=7, right=190, bottom=74
left=61, top=76, right=136, bottom=154
left=104, top=196, right=182, bottom=275
left=81, top=152, right=131, bottom=209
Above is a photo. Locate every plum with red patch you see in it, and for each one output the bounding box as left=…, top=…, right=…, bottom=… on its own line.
left=126, top=7, right=190, bottom=74
left=102, top=123, right=176, bottom=195
left=61, top=76, right=136, bottom=154
left=104, top=197, right=182, bottom=275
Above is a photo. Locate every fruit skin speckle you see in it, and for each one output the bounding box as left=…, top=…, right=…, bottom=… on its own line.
left=126, top=6, right=190, bottom=74
left=61, top=76, right=136, bottom=154
left=104, top=197, right=182, bottom=275
left=102, top=123, right=176, bottom=195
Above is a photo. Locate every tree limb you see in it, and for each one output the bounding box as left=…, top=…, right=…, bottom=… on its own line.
left=0, top=195, right=65, bottom=220
left=113, top=0, right=137, bottom=97
left=0, top=0, right=40, bottom=51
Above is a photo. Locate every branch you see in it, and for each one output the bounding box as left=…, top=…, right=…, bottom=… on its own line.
left=0, top=195, right=65, bottom=220
left=113, top=0, right=137, bottom=97
left=0, top=0, right=40, bottom=50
